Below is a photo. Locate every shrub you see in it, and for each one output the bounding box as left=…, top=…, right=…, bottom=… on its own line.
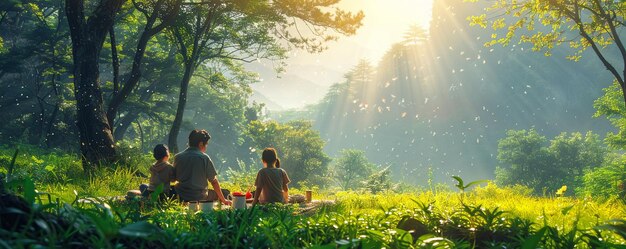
left=330, top=149, right=376, bottom=190
left=577, top=154, right=626, bottom=200
left=496, top=129, right=606, bottom=195
left=224, top=159, right=259, bottom=192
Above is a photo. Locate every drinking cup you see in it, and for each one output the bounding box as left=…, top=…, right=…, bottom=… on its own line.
left=199, top=201, right=214, bottom=212
left=188, top=201, right=198, bottom=212
left=233, top=196, right=246, bottom=209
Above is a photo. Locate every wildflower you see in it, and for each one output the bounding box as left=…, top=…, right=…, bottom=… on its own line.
left=556, top=185, right=567, bottom=196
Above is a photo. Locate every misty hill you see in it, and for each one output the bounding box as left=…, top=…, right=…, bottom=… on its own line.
left=249, top=90, right=285, bottom=111
left=273, top=0, right=615, bottom=184
left=247, top=62, right=332, bottom=110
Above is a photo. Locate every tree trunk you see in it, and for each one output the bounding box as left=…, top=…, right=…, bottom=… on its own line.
left=168, top=62, right=194, bottom=153
left=66, top=0, right=124, bottom=171
left=113, top=110, right=139, bottom=141
left=106, top=25, right=153, bottom=128
left=137, top=118, right=144, bottom=151
left=110, top=25, right=120, bottom=98
left=106, top=0, right=180, bottom=129
left=620, top=82, right=626, bottom=110
left=112, top=80, right=159, bottom=140
left=74, top=43, right=117, bottom=170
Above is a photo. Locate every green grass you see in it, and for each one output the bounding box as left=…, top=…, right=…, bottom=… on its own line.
left=1, top=147, right=626, bottom=248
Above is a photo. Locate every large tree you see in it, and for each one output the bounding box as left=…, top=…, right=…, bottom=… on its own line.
left=0, top=0, right=75, bottom=148
left=166, top=0, right=364, bottom=152
left=245, top=120, right=331, bottom=187
left=331, top=149, right=376, bottom=190
left=496, top=129, right=605, bottom=194
left=106, top=0, right=181, bottom=130
left=65, top=0, right=125, bottom=169
left=468, top=0, right=626, bottom=106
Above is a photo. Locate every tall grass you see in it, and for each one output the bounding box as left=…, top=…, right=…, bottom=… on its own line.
left=2, top=147, right=626, bottom=248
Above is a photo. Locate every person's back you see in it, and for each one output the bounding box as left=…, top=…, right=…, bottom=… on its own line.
left=252, top=148, right=290, bottom=205
left=174, top=147, right=216, bottom=201
left=140, top=144, right=175, bottom=197
left=148, top=161, right=174, bottom=194
left=173, top=129, right=230, bottom=206
left=255, top=167, right=289, bottom=203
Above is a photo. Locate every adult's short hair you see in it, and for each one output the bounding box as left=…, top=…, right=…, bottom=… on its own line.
left=189, top=129, right=211, bottom=147
left=153, top=144, right=169, bottom=160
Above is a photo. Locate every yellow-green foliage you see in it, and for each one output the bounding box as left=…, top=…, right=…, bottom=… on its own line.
left=3, top=147, right=626, bottom=248
left=325, top=183, right=624, bottom=233
left=0, top=145, right=153, bottom=202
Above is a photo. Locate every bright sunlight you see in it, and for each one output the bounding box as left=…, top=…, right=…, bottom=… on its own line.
left=2, top=0, right=626, bottom=248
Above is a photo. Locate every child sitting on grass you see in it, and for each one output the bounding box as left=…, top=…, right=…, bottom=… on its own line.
left=252, top=148, right=290, bottom=205
left=140, top=144, right=176, bottom=198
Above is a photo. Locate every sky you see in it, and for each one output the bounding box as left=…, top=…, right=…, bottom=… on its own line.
left=250, top=0, right=434, bottom=110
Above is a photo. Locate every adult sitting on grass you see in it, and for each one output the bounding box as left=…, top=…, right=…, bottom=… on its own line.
left=139, top=144, right=176, bottom=198
left=252, top=148, right=290, bottom=205
left=174, top=129, right=231, bottom=206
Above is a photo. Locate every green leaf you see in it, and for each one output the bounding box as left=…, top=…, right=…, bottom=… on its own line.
left=522, top=226, right=547, bottom=249
left=308, top=243, right=336, bottom=249
left=119, top=221, right=161, bottom=238
left=464, top=179, right=489, bottom=189
left=23, top=178, right=35, bottom=205
left=44, top=165, right=55, bottom=172
left=596, top=219, right=626, bottom=241
left=418, top=234, right=455, bottom=248
left=84, top=210, right=119, bottom=238
left=335, top=239, right=357, bottom=246
left=7, top=148, right=18, bottom=181
left=150, top=183, right=164, bottom=203
left=452, top=176, right=464, bottom=190
left=561, top=205, right=575, bottom=215
left=367, top=230, right=385, bottom=239
left=361, top=238, right=383, bottom=249
left=33, top=219, right=50, bottom=233
left=397, top=229, right=414, bottom=245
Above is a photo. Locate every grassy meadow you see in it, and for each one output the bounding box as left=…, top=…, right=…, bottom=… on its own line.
left=1, top=146, right=626, bottom=248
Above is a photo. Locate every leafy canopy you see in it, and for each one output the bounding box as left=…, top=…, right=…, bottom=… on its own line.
left=245, top=120, right=331, bottom=187
left=468, top=0, right=626, bottom=105
left=496, top=129, right=606, bottom=195
left=331, top=149, right=376, bottom=190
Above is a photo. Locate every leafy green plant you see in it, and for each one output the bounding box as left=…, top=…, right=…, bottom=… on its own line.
left=2, top=146, right=626, bottom=248
left=225, top=159, right=259, bottom=191
left=452, top=176, right=489, bottom=193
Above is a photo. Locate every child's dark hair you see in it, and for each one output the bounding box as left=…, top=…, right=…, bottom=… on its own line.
left=262, top=148, right=280, bottom=168
left=153, top=144, right=169, bottom=160
left=189, top=129, right=211, bottom=147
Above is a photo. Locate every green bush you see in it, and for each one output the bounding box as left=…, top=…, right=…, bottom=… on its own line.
left=0, top=145, right=82, bottom=185
left=330, top=149, right=376, bottom=190
left=495, top=129, right=606, bottom=195
left=245, top=120, right=331, bottom=187
left=224, top=159, right=259, bottom=192
left=115, top=140, right=154, bottom=173
left=577, top=154, right=626, bottom=200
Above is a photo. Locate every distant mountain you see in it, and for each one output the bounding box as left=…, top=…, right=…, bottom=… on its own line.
left=247, top=62, right=331, bottom=110
left=288, top=0, right=615, bottom=185
left=249, top=90, right=285, bottom=111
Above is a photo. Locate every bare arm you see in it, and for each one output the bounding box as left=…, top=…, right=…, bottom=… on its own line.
left=282, top=170, right=290, bottom=204
left=282, top=187, right=289, bottom=204
left=252, top=186, right=262, bottom=206
left=210, top=178, right=232, bottom=206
